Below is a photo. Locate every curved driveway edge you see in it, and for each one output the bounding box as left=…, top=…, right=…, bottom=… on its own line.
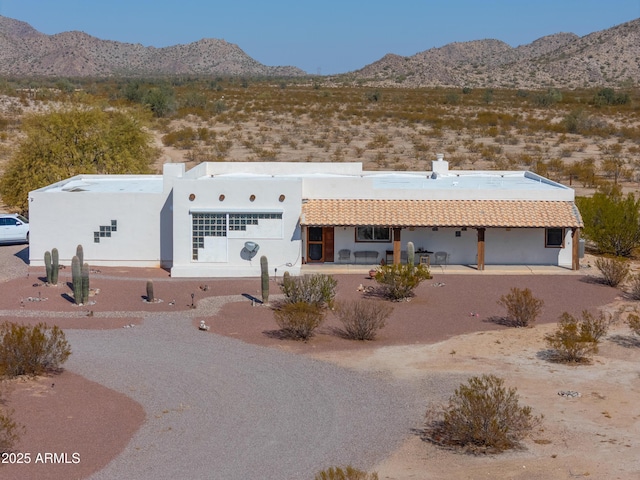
left=65, top=313, right=424, bottom=480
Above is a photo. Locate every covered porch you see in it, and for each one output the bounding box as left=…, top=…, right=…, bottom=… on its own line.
left=300, top=199, right=583, bottom=271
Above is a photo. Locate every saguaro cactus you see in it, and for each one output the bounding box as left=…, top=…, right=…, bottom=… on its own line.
left=407, top=241, right=415, bottom=267
left=81, top=263, right=90, bottom=305
left=51, top=248, right=59, bottom=286
left=72, top=255, right=82, bottom=305
left=260, top=255, right=269, bottom=305
left=44, top=251, right=52, bottom=284
left=76, top=244, right=84, bottom=266
left=146, top=280, right=155, bottom=303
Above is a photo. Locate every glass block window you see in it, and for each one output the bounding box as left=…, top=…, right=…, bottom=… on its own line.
left=192, top=213, right=227, bottom=260
left=94, top=220, right=118, bottom=243
left=228, top=213, right=282, bottom=231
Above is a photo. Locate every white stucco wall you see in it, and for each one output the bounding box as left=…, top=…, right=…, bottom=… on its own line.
left=331, top=226, right=575, bottom=267
left=29, top=190, right=169, bottom=267
left=169, top=176, right=303, bottom=277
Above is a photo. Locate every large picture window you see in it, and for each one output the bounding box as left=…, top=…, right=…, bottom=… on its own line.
left=356, top=226, right=391, bottom=242
left=545, top=228, right=564, bottom=248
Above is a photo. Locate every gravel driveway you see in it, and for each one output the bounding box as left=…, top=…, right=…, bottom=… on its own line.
left=64, top=314, right=424, bottom=480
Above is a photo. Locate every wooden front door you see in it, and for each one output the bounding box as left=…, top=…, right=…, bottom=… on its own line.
left=306, top=227, right=335, bottom=263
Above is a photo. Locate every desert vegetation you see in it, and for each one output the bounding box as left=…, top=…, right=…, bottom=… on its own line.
left=0, top=321, right=71, bottom=377
left=423, top=374, right=542, bottom=454
left=544, top=310, right=614, bottom=363
left=496, top=287, right=544, bottom=327
left=1, top=77, right=640, bottom=212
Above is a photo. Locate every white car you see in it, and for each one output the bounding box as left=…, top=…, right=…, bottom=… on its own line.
left=0, top=214, right=29, bottom=244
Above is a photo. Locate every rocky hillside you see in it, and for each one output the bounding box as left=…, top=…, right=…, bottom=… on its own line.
left=1, top=14, right=638, bottom=88
left=351, top=18, right=640, bottom=89
left=0, top=15, right=305, bottom=77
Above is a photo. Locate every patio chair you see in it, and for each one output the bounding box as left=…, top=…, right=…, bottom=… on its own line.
left=337, top=249, right=351, bottom=263
left=433, top=251, right=449, bottom=266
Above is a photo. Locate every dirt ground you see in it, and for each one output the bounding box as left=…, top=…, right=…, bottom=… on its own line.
left=1, top=264, right=640, bottom=479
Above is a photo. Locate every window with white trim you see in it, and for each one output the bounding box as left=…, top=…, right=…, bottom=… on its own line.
left=355, top=226, right=391, bottom=242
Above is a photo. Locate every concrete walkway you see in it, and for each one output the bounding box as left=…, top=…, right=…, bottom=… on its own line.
left=302, top=263, right=584, bottom=276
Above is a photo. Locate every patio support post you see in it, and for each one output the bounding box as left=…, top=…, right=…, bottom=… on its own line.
left=571, top=227, right=580, bottom=271
left=393, top=227, right=402, bottom=265
left=477, top=227, right=485, bottom=271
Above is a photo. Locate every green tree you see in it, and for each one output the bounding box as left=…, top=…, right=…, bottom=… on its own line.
left=0, top=106, right=159, bottom=213
left=143, top=85, right=176, bottom=117
left=577, top=192, right=640, bottom=257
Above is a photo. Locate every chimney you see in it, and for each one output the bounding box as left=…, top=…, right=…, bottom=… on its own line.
left=431, top=153, right=449, bottom=177
left=163, top=162, right=185, bottom=192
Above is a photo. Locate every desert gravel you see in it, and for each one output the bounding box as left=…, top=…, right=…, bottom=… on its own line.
left=63, top=313, right=427, bottom=480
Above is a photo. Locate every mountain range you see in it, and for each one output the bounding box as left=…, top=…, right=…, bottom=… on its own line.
left=1, top=15, right=638, bottom=89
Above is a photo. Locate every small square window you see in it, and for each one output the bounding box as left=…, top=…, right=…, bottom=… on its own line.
left=546, top=228, right=564, bottom=248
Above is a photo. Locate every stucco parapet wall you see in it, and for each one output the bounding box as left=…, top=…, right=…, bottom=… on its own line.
left=197, top=161, right=364, bottom=177
left=32, top=175, right=164, bottom=194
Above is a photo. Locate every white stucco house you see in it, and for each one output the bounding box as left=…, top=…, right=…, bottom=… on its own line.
left=28, top=155, right=583, bottom=277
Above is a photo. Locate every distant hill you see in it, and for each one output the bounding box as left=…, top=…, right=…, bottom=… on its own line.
left=1, top=15, right=638, bottom=88
left=349, top=18, right=640, bottom=89
left=0, top=15, right=306, bottom=77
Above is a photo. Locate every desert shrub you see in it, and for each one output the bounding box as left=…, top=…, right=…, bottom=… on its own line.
left=544, top=311, right=611, bottom=363
left=374, top=263, right=431, bottom=301
left=315, top=466, right=378, bottom=480
left=496, top=287, right=544, bottom=327
left=273, top=302, right=325, bottom=341
left=424, top=374, right=541, bottom=454
left=626, top=274, right=640, bottom=300
left=280, top=274, right=337, bottom=308
left=594, top=256, right=630, bottom=287
left=0, top=322, right=71, bottom=377
left=627, top=311, right=640, bottom=336
left=334, top=300, right=393, bottom=341
left=0, top=391, right=23, bottom=453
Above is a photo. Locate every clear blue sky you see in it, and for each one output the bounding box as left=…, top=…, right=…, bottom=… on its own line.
left=1, top=0, right=639, bottom=74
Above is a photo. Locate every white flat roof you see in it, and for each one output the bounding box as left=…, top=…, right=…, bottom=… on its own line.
left=35, top=164, right=569, bottom=195
left=42, top=177, right=163, bottom=194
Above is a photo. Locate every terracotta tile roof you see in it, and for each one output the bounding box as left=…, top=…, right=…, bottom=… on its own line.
left=301, top=199, right=583, bottom=228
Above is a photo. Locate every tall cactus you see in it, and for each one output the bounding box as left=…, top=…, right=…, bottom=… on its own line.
left=81, top=263, right=90, bottom=305
left=51, top=248, right=59, bottom=286
left=146, top=280, right=155, bottom=303
left=44, top=250, right=52, bottom=284
left=407, top=241, right=415, bottom=268
left=76, top=244, right=84, bottom=266
left=72, top=255, right=82, bottom=305
left=260, top=255, right=269, bottom=305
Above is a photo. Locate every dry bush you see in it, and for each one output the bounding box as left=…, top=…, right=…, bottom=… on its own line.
left=0, top=322, right=71, bottom=377
left=374, top=264, right=431, bottom=301
left=315, top=466, right=378, bottom=480
left=280, top=274, right=337, bottom=309
left=595, top=257, right=630, bottom=287
left=626, top=310, right=640, bottom=336
left=496, top=287, right=544, bottom=327
left=333, top=300, right=393, bottom=341
left=273, top=302, right=325, bottom=341
left=424, top=374, right=541, bottom=454
left=0, top=389, right=23, bottom=453
left=544, top=311, right=611, bottom=363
